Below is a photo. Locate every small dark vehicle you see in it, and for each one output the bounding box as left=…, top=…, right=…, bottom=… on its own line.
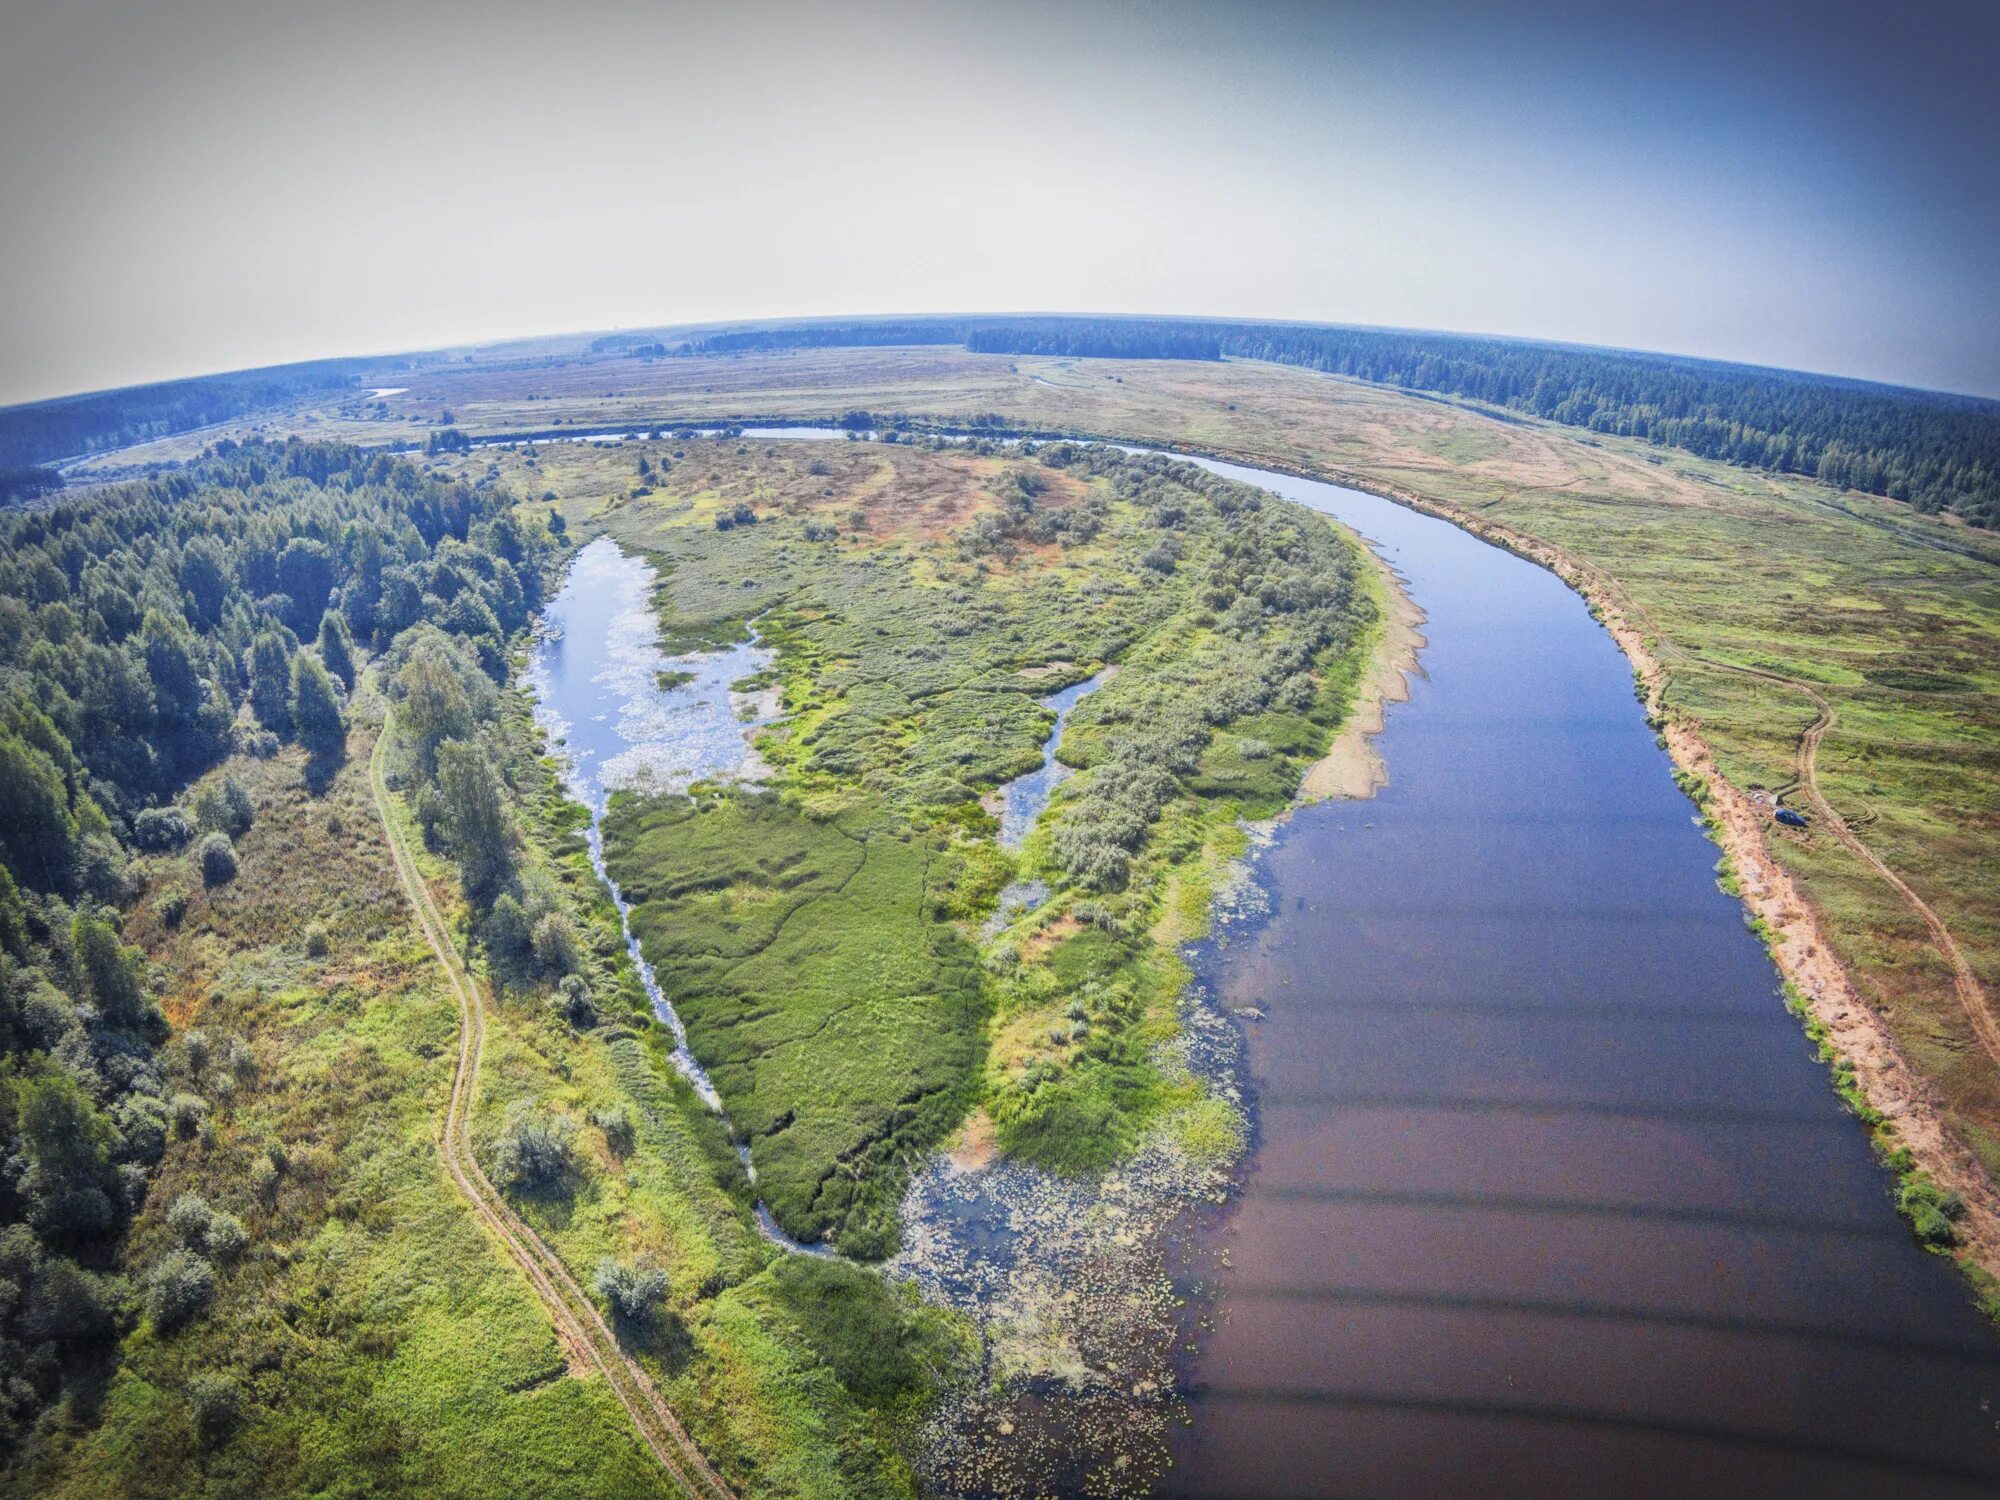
left=1775, top=807, right=1809, bottom=828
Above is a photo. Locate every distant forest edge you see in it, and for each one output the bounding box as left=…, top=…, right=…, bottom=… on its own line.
left=2, top=316, right=1994, bottom=526
left=0, top=358, right=379, bottom=476
left=697, top=317, right=2000, bottom=527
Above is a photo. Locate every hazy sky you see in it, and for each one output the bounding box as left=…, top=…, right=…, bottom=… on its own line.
left=3, top=0, right=1996, bottom=404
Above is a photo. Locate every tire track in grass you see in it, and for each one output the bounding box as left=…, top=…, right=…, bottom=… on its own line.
left=1401, top=485, right=1998, bottom=1075
left=366, top=703, right=736, bottom=1500
left=1717, top=661, right=2000, bottom=1071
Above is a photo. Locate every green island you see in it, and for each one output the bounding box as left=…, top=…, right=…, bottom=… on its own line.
left=573, top=436, right=1374, bottom=1253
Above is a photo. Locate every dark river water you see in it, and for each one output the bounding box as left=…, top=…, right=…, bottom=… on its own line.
left=1163, top=460, right=2000, bottom=1498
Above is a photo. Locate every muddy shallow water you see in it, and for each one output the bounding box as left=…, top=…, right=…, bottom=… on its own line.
left=1164, top=460, right=2000, bottom=1499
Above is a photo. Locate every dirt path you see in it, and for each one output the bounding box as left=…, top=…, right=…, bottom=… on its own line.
left=365, top=710, right=734, bottom=1500
left=1709, top=660, right=2000, bottom=1070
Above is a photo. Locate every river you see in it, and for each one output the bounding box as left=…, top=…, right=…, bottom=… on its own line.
left=1162, top=459, right=2000, bottom=1499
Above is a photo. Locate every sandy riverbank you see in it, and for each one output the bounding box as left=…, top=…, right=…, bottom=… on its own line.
left=1298, top=543, right=1426, bottom=803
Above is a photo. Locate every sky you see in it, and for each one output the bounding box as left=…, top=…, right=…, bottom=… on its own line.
left=2, top=0, right=1996, bottom=405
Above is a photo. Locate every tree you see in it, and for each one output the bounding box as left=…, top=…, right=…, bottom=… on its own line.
left=17, top=1070, right=117, bottom=1237
left=275, top=538, right=335, bottom=632
left=0, top=728, right=77, bottom=891
left=244, top=631, right=294, bottom=735
left=396, top=641, right=474, bottom=775
left=291, top=653, right=345, bottom=758
left=139, top=611, right=209, bottom=729
left=70, top=912, right=148, bottom=1027
left=24, top=1255, right=113, bottom=1343
left=178, top=539, right=230, bottom=628
left=316, top=610, right=356, bottom=690
left=434, top=741, right=512, bottom=900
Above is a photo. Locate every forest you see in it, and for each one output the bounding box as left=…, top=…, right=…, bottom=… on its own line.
left=692, top=315, right=2000, bottom=526
left=0, top=439, right=552, bottom=1460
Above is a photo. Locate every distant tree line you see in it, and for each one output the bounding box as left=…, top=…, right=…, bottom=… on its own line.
left=693, top=316, right=2000, bottom=526
left=0, top=358, right=382, bottom=470
left=0, top=468, right=64, bottom=505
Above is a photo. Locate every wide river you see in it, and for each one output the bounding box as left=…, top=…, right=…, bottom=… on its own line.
left=522, top=429, right=2000, bottom=1495
left=1164, top=458, right=2000, bottom=1498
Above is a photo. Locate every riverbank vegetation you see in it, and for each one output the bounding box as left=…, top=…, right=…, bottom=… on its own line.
left=478, top=435, right=1372, bottom=1257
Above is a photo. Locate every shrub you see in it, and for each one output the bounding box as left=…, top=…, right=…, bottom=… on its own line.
left=1898, top=1177, right=1967, bottom=1247
left=203, top=1211, right=248, bottom=1263
left=554, top=974, right=598, bottom=1028
left=169, top=1093, right=208, bottom=1137
left=530, top=911, right=579, bottom=976
left=248, top=1156, right=280, bottom=1204
left=193, top=777, right=254, bottom=837
left=235, top=726, right=281, bottom=759
left=167, top=1192, right=214, bottom=1246
left=187, top=1372, right=241, bottom=1444
left=302, top=922, right=330, bottom=957
left=591, top=1106, right=635, bottom=1155
left=157, top=885, right=190, bottom=927
left=196, top=832, right=237, bottom=886
left=133, top=807, right=194, bottom=851
left=593, top=1256, right=668, bottom=1324
left=484, top=893, right=530, bottom=965
left=490, top=1105, right=574, bottom=1190
left=147, top=1249, right=216, bottom=1331
left=168, top=1191, right=247, bottom=1262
